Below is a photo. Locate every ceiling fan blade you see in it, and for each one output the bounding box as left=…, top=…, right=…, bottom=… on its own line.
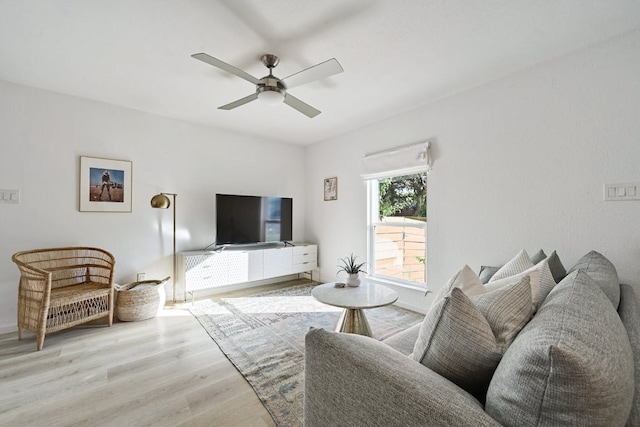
left=192, top=53, right=260, bottom=85
left=282, top=58, right=343, bottom=89
left=283, top=94, right=321, bottom=118
left=218, top=93, right=259, bottom=110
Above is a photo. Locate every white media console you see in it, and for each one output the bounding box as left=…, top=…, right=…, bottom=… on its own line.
left=178, top=243, right=317, bottom=300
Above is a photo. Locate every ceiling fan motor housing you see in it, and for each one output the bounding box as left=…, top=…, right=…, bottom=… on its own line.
left=258, top=54, right=286, bottom=99
left=257, top=76, right=286, bottom=95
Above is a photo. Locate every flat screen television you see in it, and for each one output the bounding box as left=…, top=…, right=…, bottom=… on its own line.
left=215, top=194, right=293, bottom=246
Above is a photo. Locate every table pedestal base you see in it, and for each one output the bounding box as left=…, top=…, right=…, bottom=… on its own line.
left=336, top=308, right=372, bottom=337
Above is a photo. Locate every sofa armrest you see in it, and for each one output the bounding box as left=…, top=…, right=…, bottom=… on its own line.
left=619, top=284, right=640, bottom=425
left=382, top=322, right=420, bottom=355
left=304, top=328, right=501, bottom=427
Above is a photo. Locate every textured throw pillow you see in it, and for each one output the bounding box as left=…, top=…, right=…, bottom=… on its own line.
left=484, top=258, right=556, bottom=311
left=485, top=270, right=634, bottom=426
left=567, top=250, right=620, bottom=308
left=413, top=276, right=532, bottom=396
left=429, top=265, right=484, bottom=309
left=471, top=279, right=533, bottom=353
left=489, top=250, right=534, bottom=282
left=480, top=250, right=566, bottom=285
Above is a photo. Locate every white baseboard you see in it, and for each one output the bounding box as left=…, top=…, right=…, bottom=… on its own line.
left=0, top=324, right=16, bottom=335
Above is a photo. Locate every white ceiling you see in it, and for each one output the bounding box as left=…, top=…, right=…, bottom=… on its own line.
left=1, top=1, right=639, bottom=146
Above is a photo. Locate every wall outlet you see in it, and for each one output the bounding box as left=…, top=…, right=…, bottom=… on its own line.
left=137, top=273, right=146, bottom=281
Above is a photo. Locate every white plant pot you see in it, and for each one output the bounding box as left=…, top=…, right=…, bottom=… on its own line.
left=346, top=273, right=361, bottom=287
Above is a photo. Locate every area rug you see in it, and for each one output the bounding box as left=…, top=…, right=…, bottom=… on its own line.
left=189, top=282, right=424, bottom=427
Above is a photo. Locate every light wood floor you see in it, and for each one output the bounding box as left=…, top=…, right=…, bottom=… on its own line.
left=0, top=282, right=306, bottom=427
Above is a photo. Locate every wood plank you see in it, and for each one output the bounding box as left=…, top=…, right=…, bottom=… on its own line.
left=0, top=281, right=303, bottom=426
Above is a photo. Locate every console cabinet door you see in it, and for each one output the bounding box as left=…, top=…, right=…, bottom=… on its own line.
left=226, top=251, right=249, bottom=284
left=246, top=250, right=264, bottom=282
left=263, top=247, right=293, bottom=279
left=227, top=250, right=264, bottom=284
left=182, top=252, right=229, bottom=291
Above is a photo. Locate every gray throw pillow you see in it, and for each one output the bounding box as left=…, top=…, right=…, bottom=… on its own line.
left=545, top=250, right=567, bottom=282
left=485, top=270, right=634, bottom=426
left=567, top=250, right=620, bottom=308
left=530, top=249, right=546, bottom=264
left=412, top=276, right=532, bottom=396
left=478, top=265, right=500, bottom=284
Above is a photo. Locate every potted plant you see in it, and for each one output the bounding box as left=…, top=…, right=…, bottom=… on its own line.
left=337, top=253, right=367, bottom=287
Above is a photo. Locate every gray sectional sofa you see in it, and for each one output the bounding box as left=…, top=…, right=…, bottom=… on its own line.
left=304, top=251, right=639, bottom=426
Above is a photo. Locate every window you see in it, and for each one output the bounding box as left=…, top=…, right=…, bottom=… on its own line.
left=263, top=197, right=282, bottom=242
left=367, top=172, right=427, bottom=287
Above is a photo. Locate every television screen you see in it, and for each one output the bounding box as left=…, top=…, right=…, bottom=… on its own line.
left=215, top=194, right=293, bottom=245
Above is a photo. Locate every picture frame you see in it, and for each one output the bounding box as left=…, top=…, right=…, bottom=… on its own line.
left=324, top=177, right=338, bottom=201
left=79, top=156, right=132, bottom=212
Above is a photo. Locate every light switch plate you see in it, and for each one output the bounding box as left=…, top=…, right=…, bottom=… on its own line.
left=0, top=189, right=20, bottom=204
left=604, top=182, right=640, bottom=201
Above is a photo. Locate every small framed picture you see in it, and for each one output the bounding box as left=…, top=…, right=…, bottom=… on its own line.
left=79, top=156, right=132, bottom=212
left=324, top=177, right=338, bottom=201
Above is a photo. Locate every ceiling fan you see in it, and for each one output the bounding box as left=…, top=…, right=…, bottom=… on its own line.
left=191, top=53, right=343, bottom=118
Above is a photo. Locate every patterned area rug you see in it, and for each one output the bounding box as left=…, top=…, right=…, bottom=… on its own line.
left=190, top=282, right=423, bottom=427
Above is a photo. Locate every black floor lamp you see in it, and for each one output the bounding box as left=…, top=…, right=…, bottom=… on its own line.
left=150, top=192, right=178, bottom=302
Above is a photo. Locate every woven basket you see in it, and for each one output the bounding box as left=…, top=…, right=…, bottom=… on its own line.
left=115, top=277, right=169, bottom=322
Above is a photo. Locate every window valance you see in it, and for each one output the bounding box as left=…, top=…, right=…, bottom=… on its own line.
left=361, top=140, right=432, bottom=180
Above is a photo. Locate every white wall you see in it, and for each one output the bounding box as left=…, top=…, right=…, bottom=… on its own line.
left=0, top=81, right=307, bottom=332
left=2, top=30, right=638, bottom=333
left=305, top=30, right=640, bottom=312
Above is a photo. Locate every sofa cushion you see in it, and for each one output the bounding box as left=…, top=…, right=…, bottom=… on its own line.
left=412, top=276, right=532, bottom=396
left=484, top=258, right=556, bottom=312
left=485, top=270, right=634, bottom=426
left=489, top=249, right=534, bottom=282
left=567, top=250, right=620, bottom=308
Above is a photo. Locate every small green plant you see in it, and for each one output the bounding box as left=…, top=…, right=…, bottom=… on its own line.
left=337, top=253, right=367, bottom=275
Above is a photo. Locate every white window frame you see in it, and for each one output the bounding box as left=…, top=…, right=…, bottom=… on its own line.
left=366, top=177, right=427, bottom=290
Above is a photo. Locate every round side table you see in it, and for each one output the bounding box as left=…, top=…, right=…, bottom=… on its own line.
left=311, top=281, right=398, bottom=337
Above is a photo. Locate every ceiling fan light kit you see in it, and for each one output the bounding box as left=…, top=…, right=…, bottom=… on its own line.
left=192, top=52, right=343, bottom=118
left=257, top=87, right=285, bottom=105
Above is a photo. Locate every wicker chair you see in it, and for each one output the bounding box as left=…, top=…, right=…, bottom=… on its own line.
left=12, top=247, right=116, bottom=351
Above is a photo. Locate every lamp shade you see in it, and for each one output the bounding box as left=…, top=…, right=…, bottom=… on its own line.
left=150, top=193, right=171, bottom=209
